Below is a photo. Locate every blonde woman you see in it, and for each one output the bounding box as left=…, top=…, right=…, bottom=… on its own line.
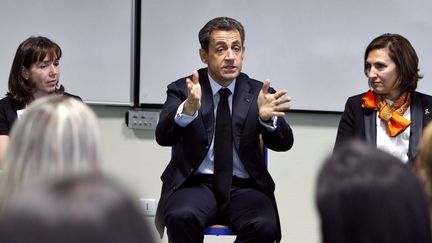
left=0, top=95, right=101, bottom=210
left=0, top=173, right=156, bottom=243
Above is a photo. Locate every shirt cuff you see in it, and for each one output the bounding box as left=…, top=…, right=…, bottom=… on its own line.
left=260, top=116, right=278, bottom=131
left=175, top=101, right=198, bottom=127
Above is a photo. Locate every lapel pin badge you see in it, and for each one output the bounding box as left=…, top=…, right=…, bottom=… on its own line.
left=425, top=109, right=430, bottom=115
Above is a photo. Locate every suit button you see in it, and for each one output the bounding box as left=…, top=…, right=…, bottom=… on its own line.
left=172, top=186, right=177, bottom=191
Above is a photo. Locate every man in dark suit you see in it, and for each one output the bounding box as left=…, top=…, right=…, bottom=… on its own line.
left=155, top=17, right=294, bottom=243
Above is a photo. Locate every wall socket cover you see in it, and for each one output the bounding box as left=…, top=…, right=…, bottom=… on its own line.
left=126, top=110, right=159, bottom=129
left=140, top=198, right=156, bottom=216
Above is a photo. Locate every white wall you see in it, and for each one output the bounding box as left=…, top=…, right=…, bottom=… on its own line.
left=141, top=0, right=432, bottom=112
left=92, top=105, right=340, bottom=243
left=0, top=0, right=134, bottom=105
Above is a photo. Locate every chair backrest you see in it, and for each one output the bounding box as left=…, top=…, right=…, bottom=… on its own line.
left=259, top=134, right=268, bottom=167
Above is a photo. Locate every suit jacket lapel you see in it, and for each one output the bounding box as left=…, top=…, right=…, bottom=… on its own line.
left=198, top=69, right=215, bottom=145
left=408, top=92, right=423, bottom=161
left=232, top=74, right=254, bottom=148
left=364, top=109, right=376, bottom=145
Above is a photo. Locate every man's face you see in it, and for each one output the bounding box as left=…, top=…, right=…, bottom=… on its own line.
left=200, top=29, right=244, bottom=87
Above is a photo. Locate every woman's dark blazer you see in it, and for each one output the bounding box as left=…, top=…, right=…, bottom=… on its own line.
left=335, top=91, right=432, bottom=163
left=0, top=92, right=82, bottom=135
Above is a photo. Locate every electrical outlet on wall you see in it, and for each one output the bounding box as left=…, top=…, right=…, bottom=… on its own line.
left=140, top=198, right=156, bottom=216
left=126, top=110, right=159, bottom=129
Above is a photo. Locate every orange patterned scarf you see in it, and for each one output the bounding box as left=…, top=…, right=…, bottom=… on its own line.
left=361, top=90, right=411, bottom=137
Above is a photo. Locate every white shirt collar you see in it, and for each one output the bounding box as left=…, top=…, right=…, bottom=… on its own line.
left=208, top=75, right=236, bottom=96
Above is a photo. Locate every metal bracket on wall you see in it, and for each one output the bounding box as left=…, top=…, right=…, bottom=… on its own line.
left=125, top=109, right=159, bottom=129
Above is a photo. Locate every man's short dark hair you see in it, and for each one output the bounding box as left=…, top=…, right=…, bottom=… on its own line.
left=198, top=17, right=245, bottom=51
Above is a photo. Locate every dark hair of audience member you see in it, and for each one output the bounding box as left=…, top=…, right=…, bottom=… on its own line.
left=316, top=140, right=431, bottom=243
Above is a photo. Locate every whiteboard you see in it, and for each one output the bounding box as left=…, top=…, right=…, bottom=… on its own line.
left=0, top=0, right=134, bottom=105
left=140, top=0, right=432, bottom=112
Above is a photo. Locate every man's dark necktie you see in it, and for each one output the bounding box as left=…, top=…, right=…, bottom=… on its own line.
left=213, top=88, right=233, bottom=209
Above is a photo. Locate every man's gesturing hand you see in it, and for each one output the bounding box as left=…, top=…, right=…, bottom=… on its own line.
left=257, top=79, right=292, bottom=122
left=183, top=70, right=201, bottom=116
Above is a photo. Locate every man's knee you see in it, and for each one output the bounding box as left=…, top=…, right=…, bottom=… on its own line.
left=237, top=216, right=278, bottom=241
left=165, top=207, right=202, bottom=228
left=253, top=217, right=277, bottom=235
